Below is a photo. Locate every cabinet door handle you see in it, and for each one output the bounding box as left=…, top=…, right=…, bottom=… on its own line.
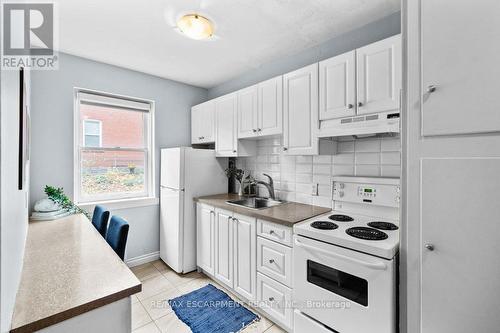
left=283, top=147, right=288, bottom=151
left=268, top=297, right=275, bottom=302
left=258, top=128, right=262, bottom=132
left=358, top=102, right=363, bottom=107
left=347, top=103, right=353, bottom=109
left=268, top=259, right=275, bottom=264
left=233, top=150, right=237, bottom=153
left=253, top=129, right=257, bottom=133
left=269, top=230, right=275, bottom=235
left=427, top=85, right=437, bottom=93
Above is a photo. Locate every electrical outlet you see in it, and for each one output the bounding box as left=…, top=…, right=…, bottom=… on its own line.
left=311, top=183, right=319, bottom=196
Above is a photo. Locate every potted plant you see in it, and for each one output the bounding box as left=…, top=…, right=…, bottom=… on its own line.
left=224, top=165, right=245, bottom=195
left=44, top=186, right=90, bottom=219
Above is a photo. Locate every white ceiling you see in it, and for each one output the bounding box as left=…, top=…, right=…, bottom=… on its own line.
left=57, top=0, right=400, bottom=88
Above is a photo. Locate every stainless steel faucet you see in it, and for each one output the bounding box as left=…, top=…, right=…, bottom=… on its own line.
left=257, top=173, right=275, bottom=200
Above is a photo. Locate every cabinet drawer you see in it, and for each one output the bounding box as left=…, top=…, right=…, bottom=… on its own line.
left=257, top=219, right=292, bottom=246
left=257, top=237, right=292, bottom=287
left=257, top=272, right=292, bottom=331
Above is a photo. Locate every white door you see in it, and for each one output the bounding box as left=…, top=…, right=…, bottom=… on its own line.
left=421, top=1, right=500, bottom=136
left=237, top=85, right=258, bottom=138
left=191, top=105, right=202, bottom=144
left=420, top=159, right=500, bottom=333
left=214, top=209, right=233, bottom=288
left=160, top=148, right=183, bottom=189
left=215, top=93, right=237, bottom=157
left=319, top=50, right=356, bottom=120
left=160, top=187, right=184, bottom=273
left=356, top=35, right=401, bottom=115
left=232, top=213, right=256, bottom=301
left=196, top=204, right=215, bottom=275
left=258, top=76, right=283, bottom=136
left=283, top=63, right=319, bottom=155
left=404, top=2, right=500, bottom=333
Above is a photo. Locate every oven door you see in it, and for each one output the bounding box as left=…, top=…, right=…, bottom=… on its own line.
left=293, top=235, right=396, bottom=333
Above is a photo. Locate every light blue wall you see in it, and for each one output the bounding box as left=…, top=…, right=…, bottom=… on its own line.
left=208, top=12, right=401, bottom=98
left=29, top=53, right=207, bottom=260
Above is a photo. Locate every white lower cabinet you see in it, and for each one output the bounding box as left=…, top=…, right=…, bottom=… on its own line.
left=198, top=205, right=257, bottom=300
left=196, top=204, right=215, bottom=275
left=214, top=208, right=234, bottom=289
left=196, top=204, right=293, bottom=332
left=257, top=237, right=292, bottom=287
left=257, top=272, right=293, bottom=330
left=233, top=213, right=257, bottom=301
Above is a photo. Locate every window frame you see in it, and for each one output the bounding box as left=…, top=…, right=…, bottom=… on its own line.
left=82, top=119, right=102, bottom=148
left=73, top=87, right=156, bottom=205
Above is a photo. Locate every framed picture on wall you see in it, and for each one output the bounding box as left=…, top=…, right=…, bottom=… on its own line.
left=18, top=67, right=30, bottom=190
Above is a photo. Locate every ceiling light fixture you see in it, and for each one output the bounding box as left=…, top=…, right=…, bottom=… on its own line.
left=177, top=14, right=214, bottom=40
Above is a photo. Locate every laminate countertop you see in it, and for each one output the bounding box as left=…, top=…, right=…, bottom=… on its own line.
left=194, top=193, right=331, bottom=227
left=10, top=214, right=141, bottom=333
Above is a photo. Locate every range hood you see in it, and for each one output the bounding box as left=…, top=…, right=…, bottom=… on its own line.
left=317, top=110, right=400, bottom=138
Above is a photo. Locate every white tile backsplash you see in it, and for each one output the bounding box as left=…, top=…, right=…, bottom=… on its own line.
left=237, top=136, right=400, bottom=208
left=355, top=152, right=380, bottom=165
left=355, top=139, right=381, bottom=152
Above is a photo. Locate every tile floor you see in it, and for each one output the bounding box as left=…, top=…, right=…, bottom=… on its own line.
left=130, top=260, right=285, bottom=333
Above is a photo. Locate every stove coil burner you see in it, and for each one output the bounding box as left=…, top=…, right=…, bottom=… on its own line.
left=311, top=221, right=338, bottom=230
left=367, top=221, right=399, bottom=231
left=329, top=214, right=354, bottom=222
left=346, top=227, right=388, bottom=240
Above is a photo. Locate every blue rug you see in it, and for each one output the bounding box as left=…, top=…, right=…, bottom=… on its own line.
left=168, top=283, right=259, bottom=333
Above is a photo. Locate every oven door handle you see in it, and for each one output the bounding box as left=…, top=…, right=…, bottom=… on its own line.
left=294, top=238, right=387, bottom=271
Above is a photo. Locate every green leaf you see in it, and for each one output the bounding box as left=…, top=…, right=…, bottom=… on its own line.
left=44, top=185, right=91, bottom=219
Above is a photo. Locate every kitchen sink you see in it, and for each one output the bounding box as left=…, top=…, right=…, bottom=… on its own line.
left=226, top=197, right=287, bottom=210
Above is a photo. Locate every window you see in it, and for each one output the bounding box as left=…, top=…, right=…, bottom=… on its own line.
left=74, top=89, right=155, bottom=204
left=83, top=120, right=102, bottom=147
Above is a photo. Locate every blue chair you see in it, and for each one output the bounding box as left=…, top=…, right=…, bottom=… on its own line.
left=91, top=205, right=110, bottom=237
left=106, top=216, right=129, bottom=260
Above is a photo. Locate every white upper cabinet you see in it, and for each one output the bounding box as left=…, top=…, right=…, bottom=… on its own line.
left=215, top=93, right=237, bottom=156
left=237, top=85, right=258, bottom=138
left=237, top=76, right=283, bottom=139
left=216, top=93, right=256, bottom=157
left=258, top=76, right=283, bottom=136
left=319, top=50, right=356, bottom=120
left=194, top=35, right=401, bottom=150
left=421, top=1, right=500, bottom=136
left=283, top=63, right=319, bottom=155
left=191, top=100, right=215, bottom=144
left=356, top=35, right=401, bottom=115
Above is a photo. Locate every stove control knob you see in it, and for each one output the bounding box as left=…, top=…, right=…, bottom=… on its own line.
left=339, top=191, right=344, bottom=198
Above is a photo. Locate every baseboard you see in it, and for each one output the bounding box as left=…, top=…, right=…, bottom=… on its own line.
left=125, top=251, right=160, bottom=267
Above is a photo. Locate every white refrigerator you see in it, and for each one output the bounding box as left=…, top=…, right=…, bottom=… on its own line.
left=160, top=147, right=227, bottom=273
